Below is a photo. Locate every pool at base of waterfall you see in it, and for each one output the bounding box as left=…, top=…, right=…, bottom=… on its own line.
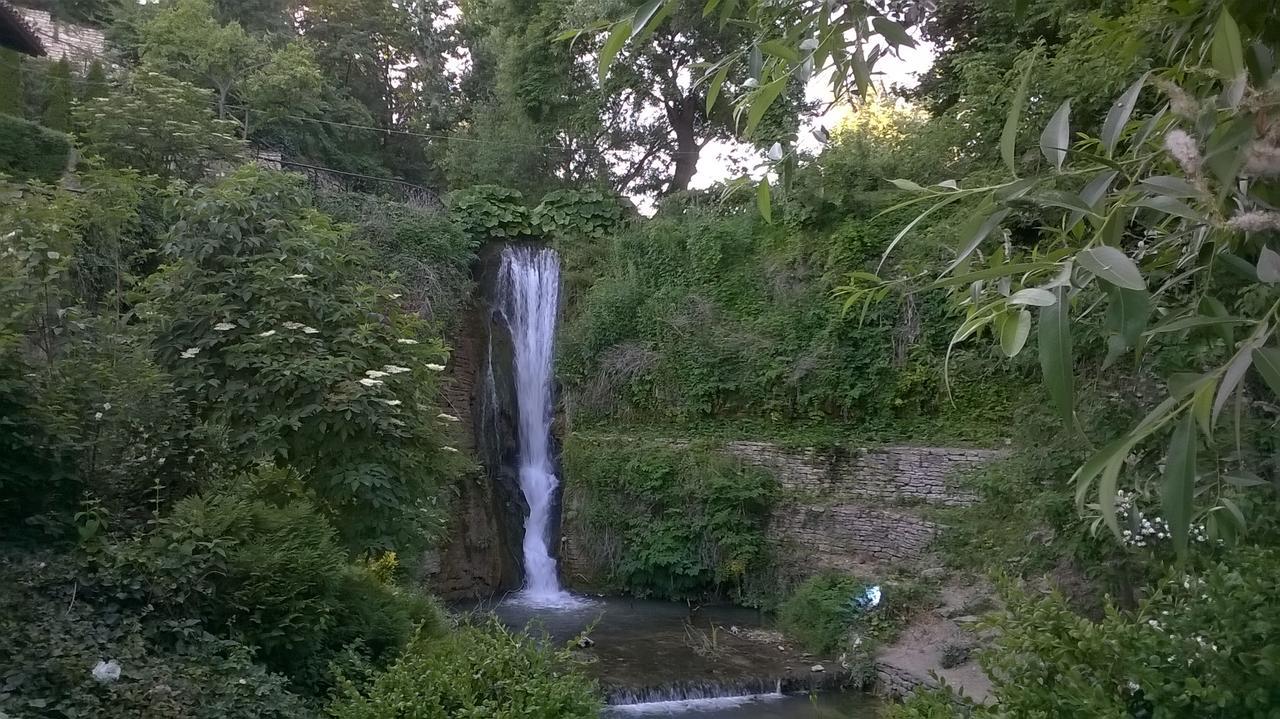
left=463, top=595, right=882, bottom=718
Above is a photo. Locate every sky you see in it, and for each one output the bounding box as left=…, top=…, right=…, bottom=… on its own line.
left=687, top=36, right=937, bottom=192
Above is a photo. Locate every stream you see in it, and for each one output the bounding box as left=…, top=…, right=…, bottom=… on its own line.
left=469, top=595, right=882, bottom=718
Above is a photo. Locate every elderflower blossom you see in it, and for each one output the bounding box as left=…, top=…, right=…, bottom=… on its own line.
left=180, top=347, right=201, bottom=359
left=301, top=326, right=319, bottom=334
left=213, top=322, right=236, bottom=331
left=358, top=378, right=383, bottom=387
left=258, top=330, right=276, bottom=338
left=397, top=338, right=419, bottom=345
left=281, top=321, right=304, bottom=330
left=379, top=399, right=402, bottom=406
left=382, top=364, right=411, bottom=374
left=437, top=413, right=460, bottom=422
left=365, top=370, right=390, bottom=379
left=425, top=363, right=445, bottom=371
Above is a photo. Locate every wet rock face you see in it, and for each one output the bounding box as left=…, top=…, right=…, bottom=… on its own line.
left=472, top=241, right=566, bottom=590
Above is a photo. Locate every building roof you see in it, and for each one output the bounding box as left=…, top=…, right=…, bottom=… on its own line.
left=0, top=0, right=45, bottom=56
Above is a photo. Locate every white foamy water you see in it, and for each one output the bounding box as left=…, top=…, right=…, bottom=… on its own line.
left=498, top=245, right=577, bottom=606
left=605, top=694, right=784, bottom=716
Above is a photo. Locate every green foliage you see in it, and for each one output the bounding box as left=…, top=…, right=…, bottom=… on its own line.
left=558, top=202, right=1023, bottom=439
left=894, top=547, right=1280, bottom=717
left=0, top=48, right=22, bottom=115
left=74, top=70, right=244, bottom=181
left=778, top=572, right=934, bottom=654
left=861, top=0, right=1280, bottom=551
left=0, top=551, right=311, bottom=719
left=446, top=185, right=532, bottom=241
left=139, top=166, right=456, bottom=551
left=40, top=58, right=73, bottom=131
left=315, top=190, right=476, bottom=330
left=561, top=434, right=776, bottom=600
left=103, top=483, right=442, bottom=690
left=328, top=619, right=600, bottom=719
left=82, top=60, right=109, bottom=101
left=777, top=572, right=864, bottom=654
left=531, top=188, right=624, bottom=240
left=0, top=113, right=71, bottom=182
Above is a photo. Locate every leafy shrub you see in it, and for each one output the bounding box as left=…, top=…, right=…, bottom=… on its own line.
left=316, top=189, right=476, bottom=329
left=74, top=70, right=243, bottom=181
left=562, top=435, right=776, bottom=600
left=328, top=619, right=600, bottom=719
left=893, top=547, right=1280, bottom=718
left=0, top=179, right=215, bottom=535
left=0, top=551, right=309, bottom=719
left=531, top=188, right=624, bottom=240
left=140, top=166, right=456, bottom=551
left=777, top=572, right=863, bottom=654
left=0, top=113, right=71, bottom=182
left=778, top=572, right=933, bottom=654
left=105, top=483, right=441, bottom=690
left=446, top=185, right=532, bottom=241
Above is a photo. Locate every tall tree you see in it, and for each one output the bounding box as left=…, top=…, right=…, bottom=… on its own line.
left=137, top=0, right=263, bottom=121
left=0, top=49, right=22, bottom=117
left=41, top=57, right=73, bottom=131
left=80, top=59, right=108, bottom=100
left=295, top=0, right=456, bottom=183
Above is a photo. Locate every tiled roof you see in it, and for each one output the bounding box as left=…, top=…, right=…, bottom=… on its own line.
left=14, top=6, right=105, bottom=67
left=0, top=0, right=45, bottom=56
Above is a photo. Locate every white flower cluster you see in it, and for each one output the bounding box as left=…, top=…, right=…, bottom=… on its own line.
left=180, top=347, right=201, bottom=359
left=1115, top=491, right=1209, bottom=547
left=276, top=321, right=319, bottom=334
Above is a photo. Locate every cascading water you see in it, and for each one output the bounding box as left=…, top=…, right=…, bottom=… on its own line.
left=497, top=245, right=575, bottom=604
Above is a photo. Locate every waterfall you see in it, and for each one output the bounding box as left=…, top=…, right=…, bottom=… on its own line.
left=497, top=245, right=574, bottom=604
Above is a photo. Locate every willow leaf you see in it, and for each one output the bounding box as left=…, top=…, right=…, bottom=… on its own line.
left=1000, top=52, right=1036, bottom=174
left=1164, top=413, right=1198, bottom=559
left=1039, top=99, right=1071, bottom=171
left=1038, top=286, right=1074, bottom=428
left=1102, top=74, right=1147, bottom=157
left=1252, top=346, right=1280, bottom=399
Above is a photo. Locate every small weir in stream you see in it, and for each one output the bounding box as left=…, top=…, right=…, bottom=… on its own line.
left=481, top=244, right=878, bottom=716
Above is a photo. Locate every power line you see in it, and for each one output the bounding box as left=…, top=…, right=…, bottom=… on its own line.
left=224, top=103, right=576, bottom=152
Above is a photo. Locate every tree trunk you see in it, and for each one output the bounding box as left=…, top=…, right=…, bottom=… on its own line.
left=666, top=98, right=699, bottom=194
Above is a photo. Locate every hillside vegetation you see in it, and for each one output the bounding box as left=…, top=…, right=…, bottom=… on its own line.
left=2, top=0, right=1279, bottom=716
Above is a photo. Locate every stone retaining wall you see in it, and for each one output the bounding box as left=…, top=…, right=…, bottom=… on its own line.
left=722, top=442, right=992, bottom=507
left=751, top=442, right=1000, bottom=571
left=560, top=437, right=1003, bottom=582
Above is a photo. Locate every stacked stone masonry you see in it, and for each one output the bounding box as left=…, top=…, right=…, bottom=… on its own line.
left=724, top=442, right=1002, bottom=570
left=586, top=439, right=1003, bottom=573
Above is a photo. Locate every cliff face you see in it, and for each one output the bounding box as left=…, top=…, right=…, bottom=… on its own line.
left=417, top=301, right=511, bottom=598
